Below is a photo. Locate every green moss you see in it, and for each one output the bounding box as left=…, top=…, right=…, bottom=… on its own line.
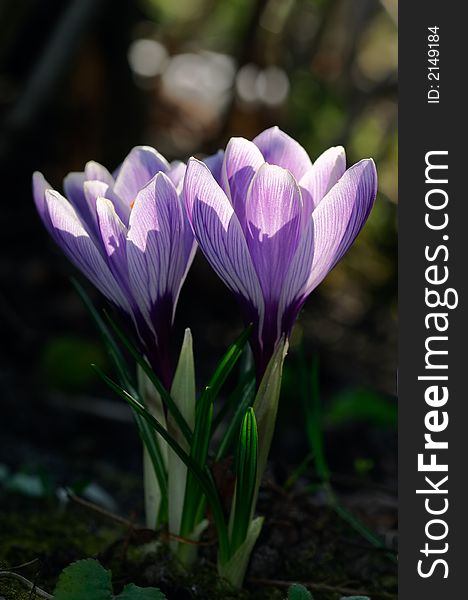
left=0, top=577, right=41, bottom=600
left=0, top=495, right=118, bottom=591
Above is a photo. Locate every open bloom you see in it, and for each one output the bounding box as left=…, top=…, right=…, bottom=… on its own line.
left=33, top=146, right=196, bottom=386
left=184, top=127, right=377, bottom=379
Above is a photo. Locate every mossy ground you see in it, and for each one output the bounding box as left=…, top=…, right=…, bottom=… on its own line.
left=0, top=485, right=396, bottom=600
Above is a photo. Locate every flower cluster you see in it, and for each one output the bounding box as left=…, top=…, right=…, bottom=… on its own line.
left=34, top=127, right=376, bottom=382
left=33, top=126, right=377, bottom=587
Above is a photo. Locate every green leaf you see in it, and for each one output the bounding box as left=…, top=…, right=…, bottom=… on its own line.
left=215, top=370, right=256, bottom=461
left=253, top=338, right=288, bottom=490
left=73, top=280, right=168, bottom=528
left=178, top=327, right=251, bottom=550
left=218, top=516, right=263, bottom=588
left=229, top=408, right=258, bottom=553
left=116, top=583, right=167, bottom=600
left=201, top=325, right=252, bottom=402
left=72, top=279, right=134, bottom=393
left=54, top=559, right=112, bottom=600
left=103, top=310, right=192, bottom=443
left=287, top=584, right=313, bottom=600
left=168, top=329, right=197, bottom=549
left=92, top=367, right=231, bottom=564
left=179, top=382, right=213, bottom=540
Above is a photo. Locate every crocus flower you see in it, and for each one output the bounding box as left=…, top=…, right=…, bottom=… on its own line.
left=33, top=146, right=196, bottom=387
left=184, top=127, right=377, bottom=379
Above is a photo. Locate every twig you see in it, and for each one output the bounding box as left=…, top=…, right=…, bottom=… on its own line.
left=248, top=577, right=395, bottom=599
left=0, top=572, right=53, bottom=599
left=68, top=491, right=215, bottom=546
left=67, top=490, right=141, bottom=529
left=7, top=558, right=40, bottom=571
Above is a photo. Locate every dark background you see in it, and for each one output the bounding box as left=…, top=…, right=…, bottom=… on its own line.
left=0, top=0, right=396, bottom=517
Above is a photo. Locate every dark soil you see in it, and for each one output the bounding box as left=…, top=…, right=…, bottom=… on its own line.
left=0, top=469, right=397, bottom=600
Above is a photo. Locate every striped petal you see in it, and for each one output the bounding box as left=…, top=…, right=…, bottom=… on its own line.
left=184, top=158, right=264, bottom=320
left=114, top=146, right=169, bottom=203
left=32, top=172, right=54, bottom=234
left=84, top=160, right=114, bottom=186
left=127, top=172, right=190, bottom=324
left=245, top=163, right=303, bottom=305
left=222, top=137, right=264, bottom=229
left=299, top=146, right=346, bottom=216
left=96, top=197, right=130, bottom=293
left=253, top=126, right=312, bottom=180
left=167, top=161, right=187, bottom=190
left=279, top=159, right=377, bottom=329
left=45, top=190, right=130, bottom=312
left=204, top=149, right=224, bottom=186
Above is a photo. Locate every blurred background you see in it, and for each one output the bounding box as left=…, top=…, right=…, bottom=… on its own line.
left=0, top=0, right=396, bottom=511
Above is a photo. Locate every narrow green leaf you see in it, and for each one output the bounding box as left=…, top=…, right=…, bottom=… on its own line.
left=215, top=372, right=256, bottom=461
left=103, top=310, right=192, bottom=443
left=230, top=407, right=258, bottom=553
left=92, top=366, right=231, bottom=563
left=177, top=327, right=250, bottom=546
left=73, top=279, right=168, bottom=527
left=54, top=559, right=112, bottom=600
left=179, top=388, right=213, bottom=539
left=201, top=325, right=252, bottom=403
left=116, top=583, right=167, bottom=600
left=72, top=279, right=134, bottom=392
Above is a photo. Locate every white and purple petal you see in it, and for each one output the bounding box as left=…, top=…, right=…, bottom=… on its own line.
left=253, top=126, right=312, bottom=180
left=184, top=158, right=264, bottom=322
left=127, top=172, right=191, bottom=326
left=280, top=159, right=377, bottom=327
left=166, top=161, right=187, bottom=192
left=84, top=160, right=115, bottom=186
left=44, top=189, right=130, bottom=312
left=203, top=149, right=224, bottom=186
left=96, top=197, right=130, bottom=292
left=299, top=146, right=346, bottom=216
left=114, top=146, right=170, bottom=203
left=32, top=172, right=54, bottom=234
left=222, top=137, right=264, bottom=229
left=245, top=163, right=303, bottom=306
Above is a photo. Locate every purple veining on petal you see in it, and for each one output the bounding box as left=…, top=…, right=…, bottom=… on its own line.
left=33, top=147, right=194, bottom=389
left=113, top=146, right=170, bottom=203
left=253, top=126, right=312, bottom=180
left=203, top=149, right=224, bottom=186
left=299, top=146, right=346, bottom=217
left=184, top=158, right=264, bottom=325
left=222, top=138, right=264, bottom=229
left=245, top=163, right=303, bottom=306
left=185, top=128, right=377, bottom=382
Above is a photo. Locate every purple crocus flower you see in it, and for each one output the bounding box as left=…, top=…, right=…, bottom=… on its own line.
left=33, top=146, right=196, bottom=387
left=184, top=127, right=377, bottom=380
